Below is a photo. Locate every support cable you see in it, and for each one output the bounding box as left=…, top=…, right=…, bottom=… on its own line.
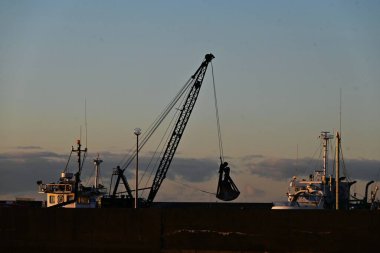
left=63, top=151, right=73, bottom=173
left=139, top=101, right=182, bottom=197
left=118, top=77, right=193, bottom=171
left=142, top=88, right=189, bottom=184
left=211, top=62, right=224, bottom=164
left=167, top=178, right=216, bottom=196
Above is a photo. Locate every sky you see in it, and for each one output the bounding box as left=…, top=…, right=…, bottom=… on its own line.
left=1, top=0, right=380, bottom=203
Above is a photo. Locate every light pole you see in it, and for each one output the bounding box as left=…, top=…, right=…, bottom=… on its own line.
left=134, top=128, right=141, bottom=209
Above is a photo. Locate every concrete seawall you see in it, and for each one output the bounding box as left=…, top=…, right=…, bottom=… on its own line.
left=1, top=207, right=379, bottom=252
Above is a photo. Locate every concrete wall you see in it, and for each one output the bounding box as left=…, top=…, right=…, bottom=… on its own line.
left=1, top=207, right=379, bottom=252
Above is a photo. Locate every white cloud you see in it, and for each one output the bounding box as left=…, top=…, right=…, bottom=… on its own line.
left=1, top=151, right=379, bottom=202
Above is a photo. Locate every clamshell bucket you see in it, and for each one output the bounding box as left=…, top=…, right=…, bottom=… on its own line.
left=216, top=162, right=240, bottom=201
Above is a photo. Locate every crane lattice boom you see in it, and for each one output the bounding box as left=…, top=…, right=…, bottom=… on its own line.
left=146, top=53, right=214, bottom=203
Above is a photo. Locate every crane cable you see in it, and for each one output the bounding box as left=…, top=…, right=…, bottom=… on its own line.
left=211, top=62, right=224, bottom=164
left=118, top=77, right=193, bottom=170
left=142, top=61, right=220, bottom=199
left=145, top=61, right=222, bottom=198
left=139, top=96, right=186, bottom=198
left=168, top=179, right=216, bottom=196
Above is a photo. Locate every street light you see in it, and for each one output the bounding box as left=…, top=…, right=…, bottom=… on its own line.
left=134, top=128, right=141, bottom=209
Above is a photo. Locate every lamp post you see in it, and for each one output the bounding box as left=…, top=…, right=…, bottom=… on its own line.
left=134, top=128, right=141, bottom=209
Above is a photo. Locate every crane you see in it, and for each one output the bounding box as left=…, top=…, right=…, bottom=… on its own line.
left=146, top=53, right=214, bottom=204
left=108, top=53, right=239, bottom=207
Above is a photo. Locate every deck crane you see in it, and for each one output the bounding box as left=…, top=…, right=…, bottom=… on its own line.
left=146, top=53, right=214, bottom=204
left=108, top=53, right=239, bottom=207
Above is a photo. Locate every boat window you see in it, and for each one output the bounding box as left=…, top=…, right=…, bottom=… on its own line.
left=49, top=195, right=55, bottom=204
left=67, top=195, right=74, bottom=202
left=79, top=197, right=89, bottom=204
left=65, top=185, right=72, bottom=192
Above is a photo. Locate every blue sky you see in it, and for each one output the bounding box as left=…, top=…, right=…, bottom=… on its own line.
left=1, top=0, right=379, bottom=202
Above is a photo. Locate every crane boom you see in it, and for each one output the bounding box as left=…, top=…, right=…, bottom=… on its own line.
left=146, top=53, right=215, bottom=204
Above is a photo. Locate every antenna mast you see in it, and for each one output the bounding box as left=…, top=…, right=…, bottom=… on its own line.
left=85, top=98, right=88, bottom=148
left=339, top=88, right=342, bottom=137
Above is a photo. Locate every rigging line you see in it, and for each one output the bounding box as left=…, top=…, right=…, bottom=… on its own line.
left=332, top=145, right=336, bottom=176
left=340, top=143, right=350, bottom=182
left=83, top=167, right=92, bottom=187
left=121, top=77, right=193, bottom=196
left=141, top=89, right=189, bottom=197
left=211, top=62, right=224, bottom=163
left=295, top=144, right=298, bottom=166
left=311, top=142, right=323, bottom=172
left=328, top=140, right=334, bottom=174
left=140, top=113, right=176, bottom=187
left=118, top=78, right=192, bottom=167
left=85, top=98, right=88, bottom=148
left=63, top=151, right=73, bottom=173
left=142, top=121, right=175, bottom=197
left=119, top=77, right=194, bottom=170
left=139, top=77, right=192, bottom=147
left=167, top=179, right=216, bottom=196
left=80, top=152, right=87, bottom=175
left=339, top=88, right=342, bottom=138
left=140, top=100, right=181, bottom=189
left=126, top=85, right=190, bottom=170
left=108, top=172, right=114, bottom=196
left=299, top=141, right=321, bottom=176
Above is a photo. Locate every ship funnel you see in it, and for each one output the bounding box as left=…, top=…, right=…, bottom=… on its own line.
left=216, top=162, right=240, bottom=201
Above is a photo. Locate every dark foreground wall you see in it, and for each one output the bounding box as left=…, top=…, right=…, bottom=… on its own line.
left=1, top=207, right=379, bottom=253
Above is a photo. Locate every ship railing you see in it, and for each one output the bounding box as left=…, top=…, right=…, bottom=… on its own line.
left=38, top=183, right=73, bottom=193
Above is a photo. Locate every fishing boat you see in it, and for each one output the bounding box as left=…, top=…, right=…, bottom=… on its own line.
left=272, top=181, right=326, bottom=210
left=37, top=140, right=106, bottom=208
left=272, top=131, right=356, bottom=210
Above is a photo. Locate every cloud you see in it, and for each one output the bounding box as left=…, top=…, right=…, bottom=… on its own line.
left=1, top=150, right=378, bottom=202
left=240, top=154, right=265, bottom=161
left=243, top=184, right=266, bottom=198
left=0, top=151, right=65, bottom=196
left=16, top=146, right=43, bottom=150
left=0, top=151, right=67, bottom=161
left=344, top=159, right=380, bottom=181
left=240, top=155, right=380, bottom=182
left=167, top=157, right=218, bottom=182
left=0, top=150, right=104, bottom=194
left=0, top=150, right=220, bottom=199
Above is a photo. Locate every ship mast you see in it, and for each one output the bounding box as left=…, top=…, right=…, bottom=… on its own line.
left=72, top=139, right=87, bottom=177
left=72, top=139, right=87, bottom=200
left=320, top=131, right=334, bottom=178
left=335, top=132, right=341, bottom=210
left=94, top=154, right=103, bottom=188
